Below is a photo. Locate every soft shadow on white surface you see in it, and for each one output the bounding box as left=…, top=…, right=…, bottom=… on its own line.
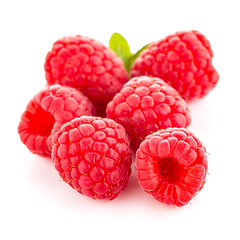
left=26, top=154, right=179, bottom=214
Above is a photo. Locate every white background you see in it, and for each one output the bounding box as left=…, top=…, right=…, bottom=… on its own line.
left=1, top=0, right=239, bottom=239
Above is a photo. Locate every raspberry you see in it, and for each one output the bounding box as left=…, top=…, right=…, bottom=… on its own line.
left=131, top=30, right=219, bottom=100
left=18, top=84, right=95, bottom=156
left=51, top=116, right=132, bottom=200
left=106, top=76, right=191, bottom=148
left=44, top=35, right=129, bottom=114
left=136, top=128, right=208, bottom=207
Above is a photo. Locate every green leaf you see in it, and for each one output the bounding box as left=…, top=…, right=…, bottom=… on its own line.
left=109, top=33, right=132, bottom=71
left=109, top=32, right=150, bottom=73
left=126, top=43, right=150, bottom=72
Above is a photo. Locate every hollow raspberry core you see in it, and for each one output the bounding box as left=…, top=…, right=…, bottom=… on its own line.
left=158, top=157, right=182, bottom=184
left=27, top=102, right=55, bottom=136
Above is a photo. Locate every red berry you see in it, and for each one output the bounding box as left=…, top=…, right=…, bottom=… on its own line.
left=51, top=116, right=132, bottom=200
left=136, top=128, right=208, bottom=207
left=44, top=35, right=129, bottom=114
left=131, top=30, right=219, bottom=100
left=106, top=76, right=191, bottom=147
left=18, top=84, right=95, bottom=156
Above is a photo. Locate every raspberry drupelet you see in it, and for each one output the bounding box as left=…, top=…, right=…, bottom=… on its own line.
left=136, top=128, right=208, bottom=207
left=51, top=116, right=132, bottom=200
left=44, top=35, right=129, bottom=114
left=18, top=84, right=95, bottom=156
left=106, top=76, right=191, bottom=148
left=131, top=30, right=219, bottom=100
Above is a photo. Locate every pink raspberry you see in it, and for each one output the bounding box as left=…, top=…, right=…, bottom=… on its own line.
left=136, top=128, right=208, bottom=207
left=44, top=35, right=129, bottom=114
left=18, top=84, right=95, bottom=156
left=131, top=30, right=219, bottom=100
left=106, top=76, right=191, bottom=147
left=51, top=116, right=132, bottom=200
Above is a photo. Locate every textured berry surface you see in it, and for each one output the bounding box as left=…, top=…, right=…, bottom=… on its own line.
left=136, top=128, right=208, bottom=206
left=44, top=35, right=129, bottom=114
left=51, top=116, right=132, bottom=200
left=18, top=84, right=95, bottom=156
left=106, top=76, right=191, bottom=147
left=131, top=30, right=219, bottom=100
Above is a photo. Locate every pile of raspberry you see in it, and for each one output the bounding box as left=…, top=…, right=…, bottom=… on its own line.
left=18, top=30, right=219, bottom=206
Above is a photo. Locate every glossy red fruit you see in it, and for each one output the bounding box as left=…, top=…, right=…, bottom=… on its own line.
left=106, top=76, right=191, bottom=148
left=136, top=128, right=208, bottom=206
left=51, top=116, right=132, bottom=200
left=131, top=30, right=219, bottom=100
left=18, top=84, right=95, bottom=156
left=44, top=35, right=129, bottom=114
